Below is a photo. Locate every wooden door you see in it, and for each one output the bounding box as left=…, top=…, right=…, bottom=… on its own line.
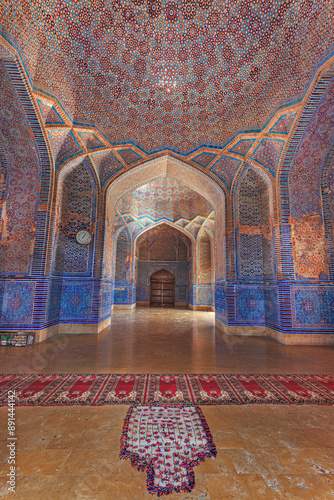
left=150, top=270, right=175, bottom=307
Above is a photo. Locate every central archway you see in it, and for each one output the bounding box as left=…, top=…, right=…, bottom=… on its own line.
left=103, top=155, right=226, bottom=281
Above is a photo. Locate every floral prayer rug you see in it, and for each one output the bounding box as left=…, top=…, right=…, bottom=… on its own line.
left=120, top=405, right=216, bottom=496
left=0, top=374, right=334, bottom=405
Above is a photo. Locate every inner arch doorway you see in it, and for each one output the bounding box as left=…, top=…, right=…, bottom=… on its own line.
left=150, top=270, right=175, bottom=307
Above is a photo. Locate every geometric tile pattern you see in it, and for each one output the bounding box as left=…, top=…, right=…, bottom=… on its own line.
left=115, top=229, right=130, bottom=283
left=210, top=156, right=241, bottom=189
left=215, top=285, right=226, bottom=319
left=137, top=224, right=191, bottom=262
left=37, top=101, right=65, bottom=125
left=118, top=149, right=143, bottom=165
left=0, top=62, right=41, bottom=274
left=289, top=79, right=334, bottom=220
left=91, top=151, right=123, bottom=186
left=251, top=139, right=284, bottom=174
left=77, top=131, right=105, bottom=150
left=238, top=168, right=274, bottom=279
left=264, top=287, right=279, bottom=325
left=192, top=152, right=217, bottom=167
left=228, top=139, right=255, bottom=156
left=3, top=1, right=334, bottom=154
left=54, top=162, right=95, bottom=277
left=269, top=113, right=296, bottom=135
left=198, top=232, right=212, bottom=284
left=150, top=236, right=177, bottom=261
left=116, top=177, right=212, bottom=221
left=48, top=130, right=82, bottom=168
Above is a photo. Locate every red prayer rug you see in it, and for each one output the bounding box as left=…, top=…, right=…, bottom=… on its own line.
left=120, top=405, right=216, bottom=496
left=0, top=374, right=333, bottom=406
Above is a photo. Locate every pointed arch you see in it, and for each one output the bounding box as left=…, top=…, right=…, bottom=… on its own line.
left=51, top=159, right=98, bottom=278
left=103, top=156, right=225, bottom=282
left=234, top=164, right=276, bottom=281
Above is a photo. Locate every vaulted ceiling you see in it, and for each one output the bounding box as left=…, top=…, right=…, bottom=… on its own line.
left=114, top=176, right=215, bottom=238
left=116, top=177, right=213, bottom=221
left=1, top=0, right=333, bottom=155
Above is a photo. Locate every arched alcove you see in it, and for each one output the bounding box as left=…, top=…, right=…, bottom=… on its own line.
left=196, top=227, right=214, bottom=309
left=197, top=229, right=213, bottom=285
left=48, top=159, right=98, bottom=327
left=52, top=161, right=97, bottom=277
left=235, top=167, right=275, bottom=281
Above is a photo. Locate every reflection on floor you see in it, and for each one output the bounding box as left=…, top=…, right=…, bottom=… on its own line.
left=1, top=308, right=334, bottom=374
left=0, top=309, right=334, bottom=499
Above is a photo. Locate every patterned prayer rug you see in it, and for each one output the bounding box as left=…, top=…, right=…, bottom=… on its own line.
left=120, top=405, right=216, bottom=496
left=0, top=374, right=334, bottom=405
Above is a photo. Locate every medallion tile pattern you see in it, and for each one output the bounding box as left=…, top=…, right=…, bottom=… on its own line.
left=236, top=285, right=265, bottom=323
left=60, top=282, right=93, bottom=320
left=0, top=281, right=35, bottom=325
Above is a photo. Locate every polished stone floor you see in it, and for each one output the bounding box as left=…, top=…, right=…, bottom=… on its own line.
left=1, top=308, right=334, bottom=374
left=0, top=309, right=334, bottom=499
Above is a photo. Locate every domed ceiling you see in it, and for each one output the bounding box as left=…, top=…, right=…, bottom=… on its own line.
left=1, top=0, right=334, bottom=154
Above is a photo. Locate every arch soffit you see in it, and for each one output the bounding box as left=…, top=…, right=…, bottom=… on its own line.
left=55, top=155, right=100, bottom=194
left=105, top=156, right=226, bottom=211
left=116, top=225, right=131, bottom=243
left=197, top=225, right=214, bottom=242
left=133, top=220, right=195, bottom=249
left=150, top=269, right=176, bottom=280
